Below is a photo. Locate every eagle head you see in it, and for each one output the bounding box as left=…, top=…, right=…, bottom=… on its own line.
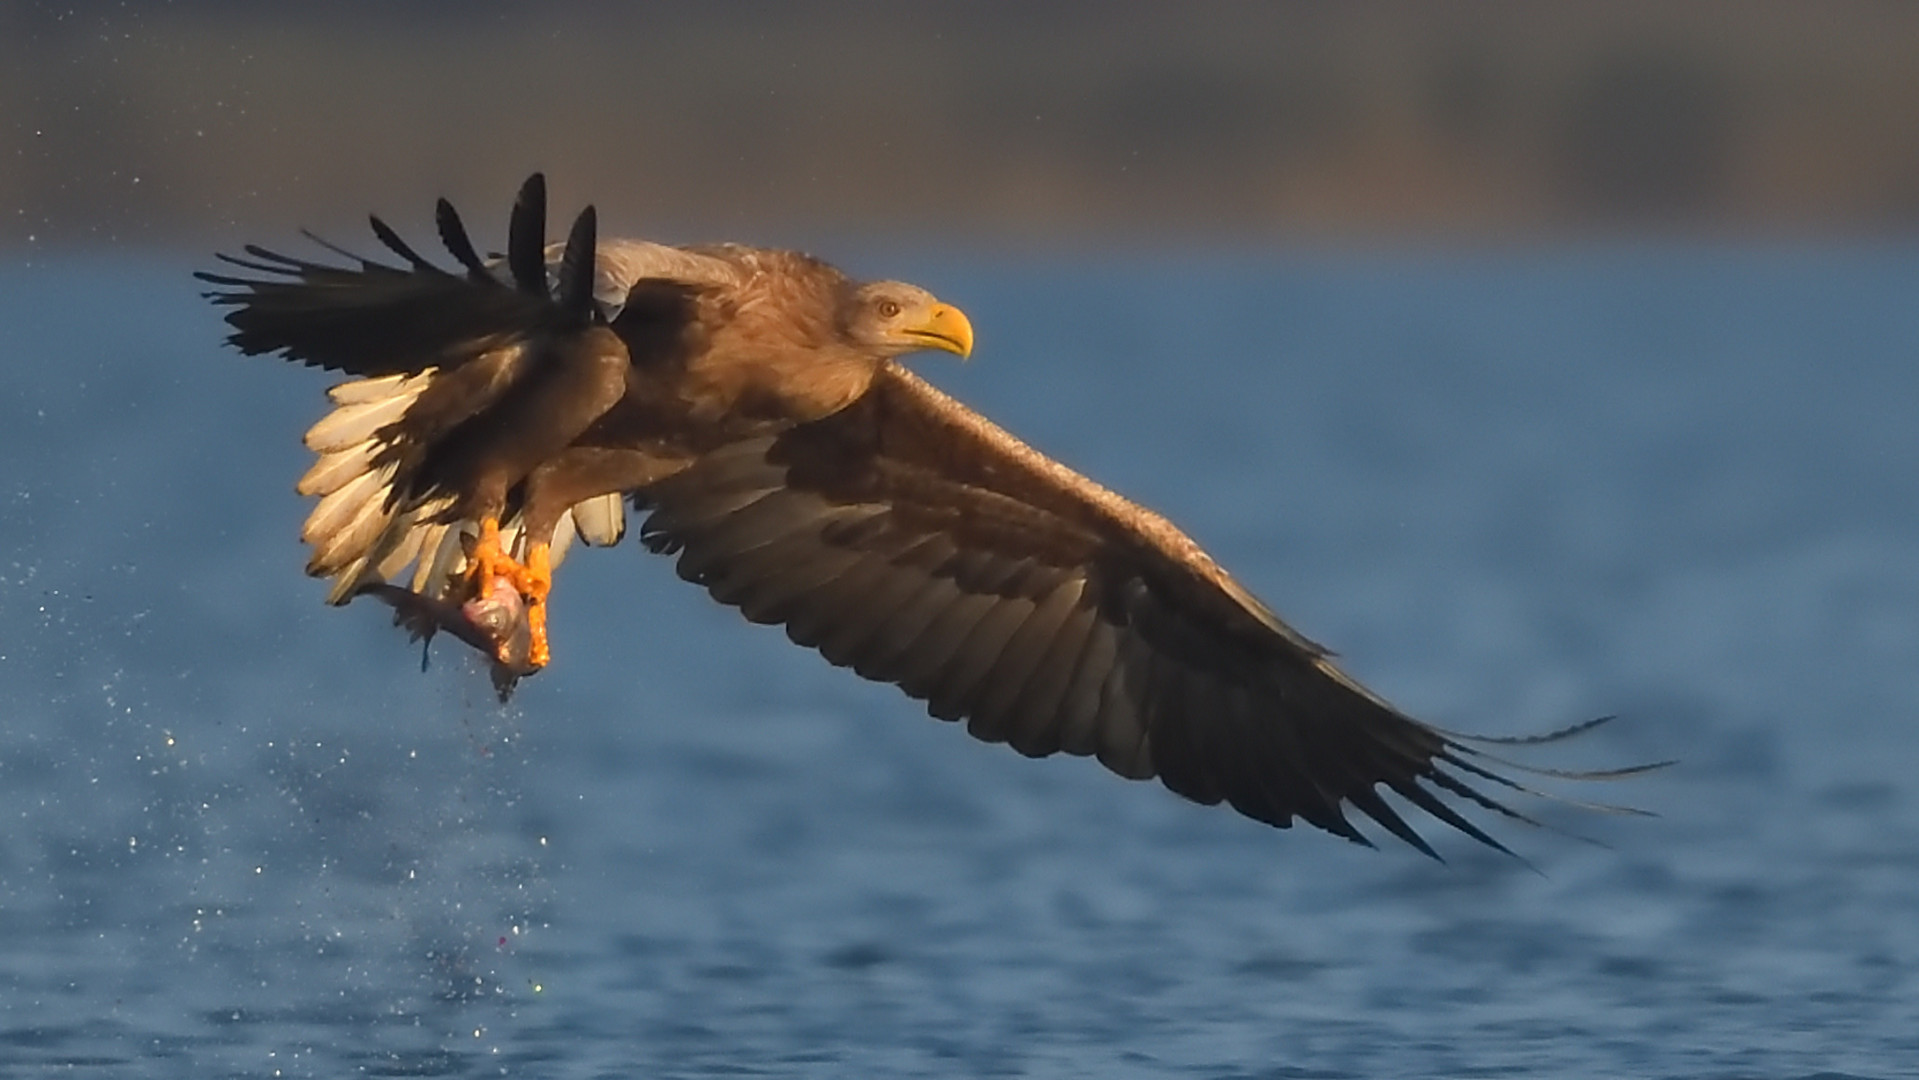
left=844, top=281, right=975, bottom=360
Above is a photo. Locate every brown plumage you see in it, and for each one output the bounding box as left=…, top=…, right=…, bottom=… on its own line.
left=201, top=174, right=1657, bottom=858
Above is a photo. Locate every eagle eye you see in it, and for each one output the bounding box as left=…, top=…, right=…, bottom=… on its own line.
left=876, top=299, right=902, bottom=319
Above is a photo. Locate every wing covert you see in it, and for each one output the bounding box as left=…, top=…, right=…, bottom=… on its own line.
left=635, top=366, right=1629, bottom=855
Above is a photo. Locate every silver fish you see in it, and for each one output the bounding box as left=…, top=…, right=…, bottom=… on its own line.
left=357, top=579, right=537, bottom=701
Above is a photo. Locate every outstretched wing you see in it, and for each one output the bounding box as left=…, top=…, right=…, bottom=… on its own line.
left=200, top=175, right=635, bottom=598
left=637, top=365, right=1648, bottom=856
left=196, top=174, right=569, bottom=377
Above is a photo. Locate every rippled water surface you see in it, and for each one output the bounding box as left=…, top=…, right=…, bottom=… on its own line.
left=3, top=248, right=1917, bottom=1077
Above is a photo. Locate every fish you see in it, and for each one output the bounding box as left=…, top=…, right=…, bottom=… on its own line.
left=357, top=578, right=537, bottom=701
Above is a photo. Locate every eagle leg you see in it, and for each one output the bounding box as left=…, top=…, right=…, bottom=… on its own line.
left=523, top=541, right=553, bottom=669
left=467, top=517, right=548, bottom=668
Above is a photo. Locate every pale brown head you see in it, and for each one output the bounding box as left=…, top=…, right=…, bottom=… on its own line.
left=841, top=280, right=975, bottom=360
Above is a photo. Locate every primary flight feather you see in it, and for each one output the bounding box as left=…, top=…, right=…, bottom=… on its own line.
left=201, top=174, right=1653, bottom=858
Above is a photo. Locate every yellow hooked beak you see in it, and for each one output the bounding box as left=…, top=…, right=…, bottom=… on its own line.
left=899, top=302, right=975, bottom=359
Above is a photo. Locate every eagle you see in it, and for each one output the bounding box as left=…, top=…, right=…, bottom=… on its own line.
left=200, top=175, right=1652, bottom=858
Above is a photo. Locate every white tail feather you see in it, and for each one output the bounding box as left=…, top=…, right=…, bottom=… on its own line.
left=549, top=508, right=578, bottom=569
left=370, top=519, right=430, bottom=583
left=407, top=522, right=453, bottom=593
left=300, top=374, right=453, bottom=595
left=418, top=520, right=473, bottom=597
left=297, top=370, right=630, bottom=610
left=324, top=552, right=374, bottom=605
left=571, top=492, right=627, bottom=546
left=355, top=506, right=429, bottom=581
left=326, top=371, right=434, bottom=406
left=302, top=463, right=395, bottom=547
left=296, top=439, right=379, bottom=497
left=318, top=496, right=462, bottom=603
left=307, top=481, right=398, bottom=577
left=305, top=392, right=421, bottom=453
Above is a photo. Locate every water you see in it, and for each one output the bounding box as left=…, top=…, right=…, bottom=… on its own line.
left=2, top=246, right=1916, bottom=1077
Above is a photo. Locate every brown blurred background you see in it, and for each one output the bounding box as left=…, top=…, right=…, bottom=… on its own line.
left=6, top=0, right=1919, bottom=250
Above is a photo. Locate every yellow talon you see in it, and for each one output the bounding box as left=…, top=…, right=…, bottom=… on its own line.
left=524, top=542, right=552, bottom=669
left=467, top=518, right=515, bottom=592
left=466, top=519, right=554, bottom=669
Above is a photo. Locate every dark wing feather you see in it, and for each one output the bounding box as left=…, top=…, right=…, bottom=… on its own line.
left=555, top=206, right=599, bottom=319
left=507, top=173, right=548, bottom=295
left=436, top=198, right=495, bottom=282
left=637, top=365, right=1632, bottom=856
left=197, top=199, right=550, bottom=378
left=367, top=214, right=437, bottom=271
left=203, top=177, right=659, bottom=559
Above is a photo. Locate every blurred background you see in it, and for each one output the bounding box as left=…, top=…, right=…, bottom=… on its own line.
left=8, top=0, right=1919, bottom=250
left=6, top=3, right=1919, bottom=1077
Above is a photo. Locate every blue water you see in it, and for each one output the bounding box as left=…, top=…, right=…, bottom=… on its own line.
left=3, top=246, right=1917, bottom=1078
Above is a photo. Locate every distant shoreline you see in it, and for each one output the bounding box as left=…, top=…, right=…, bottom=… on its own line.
left=8, top=2, right=1919, bottom=249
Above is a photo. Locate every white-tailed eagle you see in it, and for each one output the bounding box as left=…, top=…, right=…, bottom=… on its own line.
left=200, top=175, right=1653, bottom=858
